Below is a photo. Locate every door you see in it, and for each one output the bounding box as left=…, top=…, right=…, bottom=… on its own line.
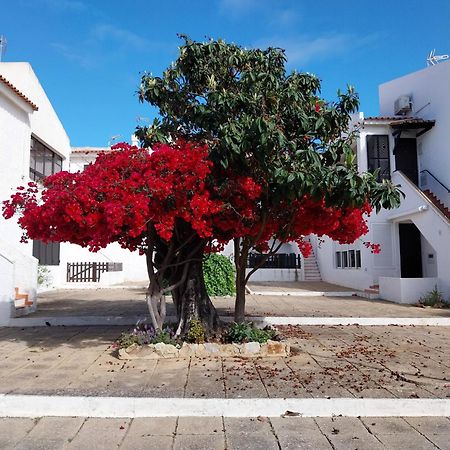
left=399, top=223, right=422, bottom=278
left=395, top=138, right=419, bottom=185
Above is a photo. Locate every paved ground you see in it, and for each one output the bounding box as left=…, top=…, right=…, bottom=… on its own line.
left=1, top=415, right=449, bottom=449
left=248, top=281, right=356, bottom=292
left=28, top=287, right=450, bottom=319
left=0, top=325, right=448, bottom=399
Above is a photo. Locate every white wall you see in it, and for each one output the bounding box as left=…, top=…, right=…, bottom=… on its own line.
left=0, top=63, right=71, bottom=319
left=0, top=87, right=33, bottom=247
left=313, top=235, right=375, bottom=291
left=246, top=268, right=302, bottom=283
left=0, top=254, right=14, bottom=324
left=421, top=235, right=437, bottom=278
left=379, top=276, right=438, bottom=304
left=49, top=242, right=148, bottom=288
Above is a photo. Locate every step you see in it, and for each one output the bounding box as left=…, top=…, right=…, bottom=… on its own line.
left=365, top=288, right=380, bottom=294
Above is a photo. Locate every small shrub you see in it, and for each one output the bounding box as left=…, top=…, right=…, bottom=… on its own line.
left=203, top=254, right=235, bottom=296
left=186, top=319, right=206, bottom=343
left=37, top=265, right=52, bottom=287
left=225, top=321, right=277, bottom=344
left=418, top=286, right=449, bottom=308
left=116, top=323, right=177, bottom=348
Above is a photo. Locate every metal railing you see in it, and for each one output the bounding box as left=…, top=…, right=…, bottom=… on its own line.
left=247, top=253, right=301, bottom=269
left=420, top=169, right=450, bottom=193
left=67, top=262, right=110, bottom=282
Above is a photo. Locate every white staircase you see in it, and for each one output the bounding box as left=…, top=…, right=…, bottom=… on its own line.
left=303, top=248, right=322, bottom=281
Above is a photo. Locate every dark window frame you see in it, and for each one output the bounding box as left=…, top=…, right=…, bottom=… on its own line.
left=342, top=252, right=348, bottom=268
left=29, top=136, right=63, bottom=181
left=336, top=249, right=362, bottom=269
left=356, top=250, right=361, bottom=268
left=335, top=251, right=342, bottom=268
left=367, top=135, right=391, bottom=181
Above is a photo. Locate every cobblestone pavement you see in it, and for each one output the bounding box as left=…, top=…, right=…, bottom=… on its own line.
left=30, top=287, right=450, bottom=318
left=0, top=415, right=449, bottom=449
left=0, top=325, right=448, bottom=398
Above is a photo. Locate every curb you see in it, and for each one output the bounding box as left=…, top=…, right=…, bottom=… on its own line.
left=6, top=315, right=450, bottom=327
left=0, top=395, right=449, bottom=418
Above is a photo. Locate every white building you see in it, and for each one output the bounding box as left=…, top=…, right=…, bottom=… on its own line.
left=314, top=61, right=450, bottom=303
left=0, top=62, right=71, bottom=324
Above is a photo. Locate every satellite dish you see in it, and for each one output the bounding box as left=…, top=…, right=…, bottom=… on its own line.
left=0, top=35, right=7, bottom=62
left=427, top=49, right=449, bottom=66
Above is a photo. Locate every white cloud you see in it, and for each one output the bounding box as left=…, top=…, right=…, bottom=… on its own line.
left=272, top=9, right=298, bottom=27
left=21, top=0, right=88, bottom=12
left=219, top=0, right=259, bottom=16
left=255, top=33, right=379, bottom=66
left=50, top=43, right=97, bottom=68
left=91, top=24, right=149, bottom=51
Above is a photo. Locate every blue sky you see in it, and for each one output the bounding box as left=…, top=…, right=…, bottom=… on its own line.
left=1, top=0, right=449, bottom=146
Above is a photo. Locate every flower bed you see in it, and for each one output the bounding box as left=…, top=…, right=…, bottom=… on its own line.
left=118, top=340, right=290, bottom=359
left=114, top=321, right=290, bottom=359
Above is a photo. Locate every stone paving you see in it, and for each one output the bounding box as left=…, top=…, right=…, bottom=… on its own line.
left=0, top=415, right=449, bottom=449
left=0, top=325, right=448, bottom=399
left=248, top=280, right=356, bottom=292
left=29, top=287, right=450, bottom=318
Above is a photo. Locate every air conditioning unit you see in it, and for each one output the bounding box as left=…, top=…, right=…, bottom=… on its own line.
left=394, top=95, right=412, bottom=115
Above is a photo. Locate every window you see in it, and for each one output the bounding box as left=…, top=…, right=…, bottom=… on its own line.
left=336, top=252, right=342, bottom=268
left=335, top=248, right=362, bottom=269
left=367, top=135, right=390, bottom=181
left=30, top=137, right=63, bottom=181
left=349, top=250, right=356, bottom=268
left=33, top=240, right=60, bottom=266
left=356, top=250, right=361, bottom=268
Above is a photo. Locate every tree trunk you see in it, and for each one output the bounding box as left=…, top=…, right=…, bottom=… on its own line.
left=147, top=224, right=220, bottom=338
left=173, top=258, right=220, bottom=337
left=234, top=238, right=249, bottom=323
left=234, top=270, right=247, bottom=323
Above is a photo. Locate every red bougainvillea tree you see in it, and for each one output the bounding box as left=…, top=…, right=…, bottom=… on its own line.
left=4, top=140, right=392, bottom=335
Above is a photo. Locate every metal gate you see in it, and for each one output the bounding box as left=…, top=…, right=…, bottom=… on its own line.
left=66, top=262, right=110, bottom=282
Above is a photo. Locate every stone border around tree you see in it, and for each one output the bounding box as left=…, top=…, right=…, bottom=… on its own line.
left=117, top=340, right=290, bottom=359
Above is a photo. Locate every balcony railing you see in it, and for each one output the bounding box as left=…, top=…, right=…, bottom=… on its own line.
left=247, top=253, right=301, bottom=269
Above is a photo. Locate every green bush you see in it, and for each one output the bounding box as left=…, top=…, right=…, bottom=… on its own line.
left=186, top=319, right=206, bottom=343
left=419, top=286, right=449, bottom=308
left=225, top=321, right=277, bottom=344
left=37, top=265, right=52, bottom=287
left=203, top=253, right=235, bottom=296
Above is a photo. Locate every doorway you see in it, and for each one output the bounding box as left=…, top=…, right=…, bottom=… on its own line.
left=399, top=223, right=423, bottom=278
left=394, top=138, right=419, bottom=185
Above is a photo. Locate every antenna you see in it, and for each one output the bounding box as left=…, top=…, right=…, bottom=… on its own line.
left=427, top=49, right=449, bottom=66
left=0, top=35, right=7, bottom=62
